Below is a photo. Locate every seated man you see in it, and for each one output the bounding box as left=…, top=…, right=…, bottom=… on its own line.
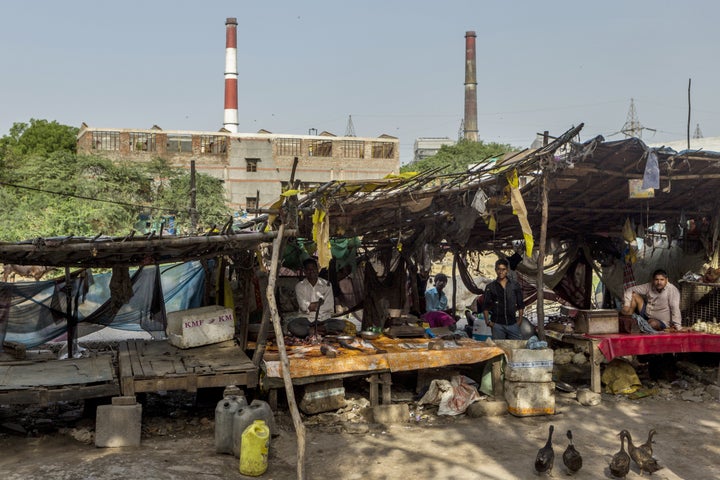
left=422, top=273, right=457, bottom=329
left=621, top=269, right=682, bottom=331
left=288, top=258, right=337, bottom=337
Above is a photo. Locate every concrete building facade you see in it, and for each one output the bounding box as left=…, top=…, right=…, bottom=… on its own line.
left=77, top=125, right=400, bottom=210
left=413, top=137, right=456, bottom=162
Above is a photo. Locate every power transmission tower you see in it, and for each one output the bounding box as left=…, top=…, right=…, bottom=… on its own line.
left=345, top=115, right=356, bottom=137
left=693, top=123, right=703, bottom=139
left=458, top=119, right=465, bottom=141
left=620, top=98, right=656, bottom=139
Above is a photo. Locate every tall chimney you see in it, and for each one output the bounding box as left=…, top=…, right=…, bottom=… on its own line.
left=223, top=17, right=239, bottom=133
left=463, top=31, right=478, bottom=142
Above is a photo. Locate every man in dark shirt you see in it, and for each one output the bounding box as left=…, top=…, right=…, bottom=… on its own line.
left=482, top=258, right=524, bottom=340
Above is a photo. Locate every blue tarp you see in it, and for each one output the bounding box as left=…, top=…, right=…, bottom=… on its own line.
left=0, top=261, right=205, bottom=348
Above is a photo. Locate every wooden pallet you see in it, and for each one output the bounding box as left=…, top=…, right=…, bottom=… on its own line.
left=0, top=354, right=120, bottom=405
left=118, top=339, right=258, bottom=396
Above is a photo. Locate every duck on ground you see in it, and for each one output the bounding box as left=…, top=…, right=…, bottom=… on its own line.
left=609, top=432, right=630, bottom=479
left=619, top=429, right=663, bottom=475
left=534, top=424, right=555, bottom=476
left=562, top=430, right=582, bottom=475
left=639, top=428, right=657, bottom=457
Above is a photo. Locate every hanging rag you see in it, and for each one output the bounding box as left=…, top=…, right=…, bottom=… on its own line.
left=507, top=169, right=534, bottom=257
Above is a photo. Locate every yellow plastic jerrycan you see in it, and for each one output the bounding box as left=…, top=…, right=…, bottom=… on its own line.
left=239, top=419, right=270, bottom=476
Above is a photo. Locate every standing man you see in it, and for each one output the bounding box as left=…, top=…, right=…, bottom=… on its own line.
left=621, top=269, right=681, bottom=331
left=483, top=258, right=524, bottom=340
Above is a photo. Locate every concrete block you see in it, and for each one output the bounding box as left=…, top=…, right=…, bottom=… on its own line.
left=166, top=305, right=234, bottom=349
left=299, top=380, right=345, bottom=414
left=372, top=404, right=409, bottom=424
left=466, top=400, right=508, bottom=417
left=95, top=403, right=142, bottom=447
left=111, top=396, right=137, bottom=406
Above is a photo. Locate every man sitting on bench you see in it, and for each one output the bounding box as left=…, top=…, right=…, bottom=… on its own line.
left=621, top=269, right=682, bottom=331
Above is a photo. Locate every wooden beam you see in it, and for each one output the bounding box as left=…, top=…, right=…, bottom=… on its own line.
left=266, top=223, right=306, bottom=480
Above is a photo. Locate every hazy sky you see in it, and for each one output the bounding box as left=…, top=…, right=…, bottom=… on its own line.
left=2, top=1, right=718, bottom=163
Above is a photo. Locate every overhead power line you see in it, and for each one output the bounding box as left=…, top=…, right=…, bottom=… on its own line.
left=0, top=181, right=177, bottom=213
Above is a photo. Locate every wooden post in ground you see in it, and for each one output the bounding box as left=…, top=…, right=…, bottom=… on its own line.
left=536, top=131, right=549, bottom=341
left=267, top=223, right=306, bottom=479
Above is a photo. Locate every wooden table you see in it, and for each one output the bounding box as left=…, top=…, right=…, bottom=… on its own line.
left=546, top=330, right=720, bottom=393
left=262, top=337, right=505, bottom=407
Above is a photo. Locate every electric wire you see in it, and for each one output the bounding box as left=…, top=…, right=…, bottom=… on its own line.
left=0, top=181, right=178, bottom=213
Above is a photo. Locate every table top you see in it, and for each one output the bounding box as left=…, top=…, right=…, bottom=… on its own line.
left=585, top=331, right=720, bottom=361
left=263, top=336, right=504, bottom=379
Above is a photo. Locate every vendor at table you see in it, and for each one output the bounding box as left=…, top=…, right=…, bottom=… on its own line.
left=287, top=258, right=338, bottom=337
left=295, top=258, right=335, bottom=322
left=422, top=273, right=457, bottom=328
left=621, top=269, right=682, bottom=331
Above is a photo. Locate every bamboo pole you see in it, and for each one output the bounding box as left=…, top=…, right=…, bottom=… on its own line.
left=266, top=223, right=306, bottom=479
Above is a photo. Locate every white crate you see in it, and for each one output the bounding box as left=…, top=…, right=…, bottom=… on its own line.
left=504, top=381, right=555, bottom=417
left=166, top=305, right=235, bottom=349
left=494, top=340, right=554, bottom=382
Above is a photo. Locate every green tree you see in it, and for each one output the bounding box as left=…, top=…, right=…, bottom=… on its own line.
left=0, top=121, right=230, bottom=241
left=401, top=139, right=516, bottom=174
left=0, top=119, right=78, bottom=159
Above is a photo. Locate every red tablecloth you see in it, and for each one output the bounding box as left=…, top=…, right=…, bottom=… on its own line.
left=587, top=332, right=720, bottom=362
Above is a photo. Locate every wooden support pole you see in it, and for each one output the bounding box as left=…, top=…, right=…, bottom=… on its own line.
left=251, top=271, right=271, bottom=366
left=65, top=266, right=75, bottom=359
left=266, top=223, right=306, bottom=480
left=536, top=132, right=549, bottom=341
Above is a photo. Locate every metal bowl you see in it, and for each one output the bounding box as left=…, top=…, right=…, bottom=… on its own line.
left=360, top=330, right=381, bottom=340
left=336, top=335, right=355, bottom=343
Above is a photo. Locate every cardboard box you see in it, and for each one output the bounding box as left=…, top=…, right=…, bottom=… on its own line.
left=166, top=305, right=235, bottom=349
left=574, top=309, right=619, bottom=334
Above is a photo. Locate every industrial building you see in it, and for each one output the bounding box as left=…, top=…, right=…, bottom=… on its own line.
left=76, top=126, right=399, bottom=210
left=76, top=17, right=399, bottom=211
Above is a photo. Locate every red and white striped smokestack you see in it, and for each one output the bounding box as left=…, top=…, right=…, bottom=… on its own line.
left=223, top=17, right=239, bottom=133
left=463, top=31, right=478, bottom=142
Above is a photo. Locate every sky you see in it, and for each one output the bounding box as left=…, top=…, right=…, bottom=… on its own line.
left=2, top=1, right=719, bottom=164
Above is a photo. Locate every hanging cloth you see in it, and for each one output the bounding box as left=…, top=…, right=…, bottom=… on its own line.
left=507, top=169, right=534, bottom=257
left=312, top=207, right=331, bottom=269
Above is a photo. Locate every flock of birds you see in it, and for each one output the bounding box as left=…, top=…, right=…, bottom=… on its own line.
left=534, top=425, right=662, bottom=477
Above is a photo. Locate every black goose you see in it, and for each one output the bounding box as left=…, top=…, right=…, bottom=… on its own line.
left=562, top=430, right=582, bottom=474
left=639, top=428, right=657, bottom=457
left=609, top=432, right=631, bottom=479
left=620, top=429, right=663, bottom=475
left=534, top=425, right=555, bottom=475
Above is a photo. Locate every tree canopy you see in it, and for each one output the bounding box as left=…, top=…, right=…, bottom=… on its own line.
left=400, top=139, right=516, bottom=174
left=0, top=120, right=230, bottom=241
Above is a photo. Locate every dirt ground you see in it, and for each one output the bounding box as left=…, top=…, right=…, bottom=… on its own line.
left=2, top=363, right=720, bottom=480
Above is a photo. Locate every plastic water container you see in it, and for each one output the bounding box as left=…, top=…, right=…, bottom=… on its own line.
left=472, top=313, right=492, bottom=341
left=215, top=394, right=248, bottom=454
left=239, top=420, right=270, bottom=476
left=232, top=399, right=275, bottom=458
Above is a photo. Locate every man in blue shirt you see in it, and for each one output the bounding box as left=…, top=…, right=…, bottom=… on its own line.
left=423, top=273, right=456, bottom=328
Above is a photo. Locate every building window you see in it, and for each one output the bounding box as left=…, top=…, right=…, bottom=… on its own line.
left=372, top=141, right=395, bottom=159
left=246, top=197, right=258, bottom=210
left=276, top=138, right=301, bottom=156
left=246, top=158, right=260, bottom=172
left=129, top=132, right=157, bottom=152
left=308, top=139, right=332, bottom=157
left=167, top=134, right=193, bottom=153
left=342, top=140, right=364, bottom=158
left=200, top=135, right=226, bottom=154
left=92, top=131, right=120, bottom=151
